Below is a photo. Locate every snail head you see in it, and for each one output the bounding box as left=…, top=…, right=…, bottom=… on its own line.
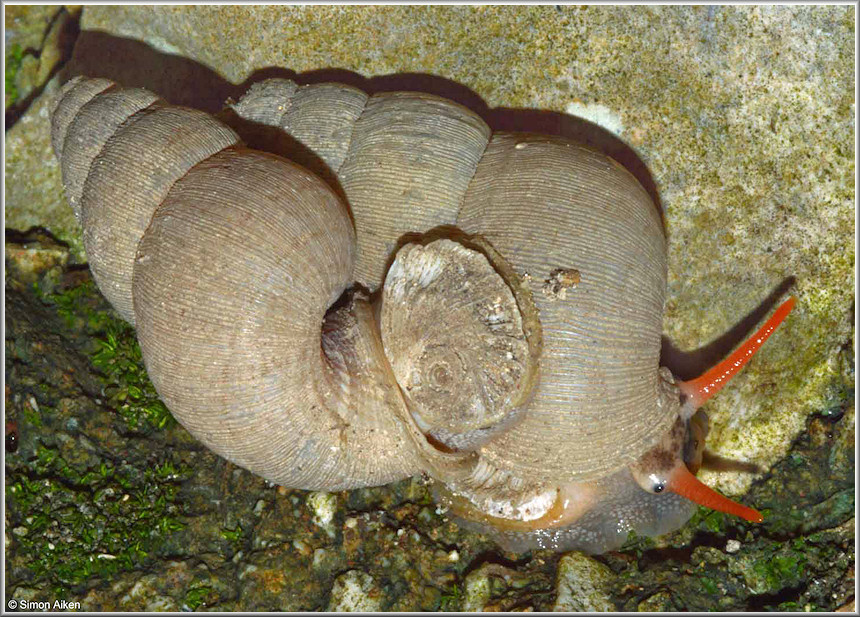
left=629, top=296, right=796, bottom=523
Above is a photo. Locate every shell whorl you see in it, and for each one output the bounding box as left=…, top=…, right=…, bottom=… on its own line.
left=53, top=76, right=671, bottom=495
left=52, top=77, right=241, bottom=324
left=132, top=148, right=423, bottom=489
left=230, top=81, right=671, bottom=483
left=456, top=133, right=672, bottom=482
left=82, top=105, right=240, bottom=324
left=52, top=78, right=428, bottom=489
left=230, top=80, right=491, bottom=290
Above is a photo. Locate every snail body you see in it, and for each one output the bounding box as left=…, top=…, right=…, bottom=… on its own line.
left=52, top=76, right=794, bottom=553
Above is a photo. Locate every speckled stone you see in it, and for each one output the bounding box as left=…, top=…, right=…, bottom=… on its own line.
left=4, top=3, right=853, bottom=508
left=4, top=77, right=85, bottom=259
left=4, top=6, right=77, bottom=109
left=462, top=567, right=493, bottom=611
left=306, top=491, right=339, bottom=538
left=5, top=5, right=63, bottom=50
left=553, top=552, right=615, bottom=612
left=327, top=569, right=383, bottom=612
left=637, top=589, right=673, bottom=611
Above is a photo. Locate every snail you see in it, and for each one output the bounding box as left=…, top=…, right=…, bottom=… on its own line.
left=51, top=76, right=795, bottom=554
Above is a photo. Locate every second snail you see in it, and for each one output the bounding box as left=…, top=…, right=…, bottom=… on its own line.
left=52, top=76, right=795, bottom=554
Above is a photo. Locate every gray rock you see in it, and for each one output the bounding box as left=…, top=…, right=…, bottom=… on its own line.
left=553, top=552, right=615, bottom=612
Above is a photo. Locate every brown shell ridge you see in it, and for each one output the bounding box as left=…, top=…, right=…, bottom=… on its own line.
left=229, top=79, right=371, bottom=183
left=230, top=80, right=495, bottom=291
left=335, top=90, right=491, bottom=289
left=58, top=84, right=162, bottom=222
left=228, top=78, right=298, bottom=127
left=280, top=82, right=370, bottom=175
left=51, top=76, right=116, bottom=162
left=450, top=127, right=493, bottom=239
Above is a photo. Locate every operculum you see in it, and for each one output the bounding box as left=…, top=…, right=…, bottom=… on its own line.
left=374, top=234, right=561, bottom=528
left=378, top=235, right=542, bottom=452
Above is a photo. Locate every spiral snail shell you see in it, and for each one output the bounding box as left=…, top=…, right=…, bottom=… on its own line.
left=52, top=76, right=794, bottom=554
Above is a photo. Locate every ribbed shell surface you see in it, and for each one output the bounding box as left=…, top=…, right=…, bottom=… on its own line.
left=51, top=76, right=113, bottom=167
left=79, top=105, right=240, bottom=324
left=336, top=92, right=491, bottom=288
left=231, top=82, right=492, bottom=290
left=56, top=84, right=159, bottom=220
left=230, top=80, right=369, bottom=176
left=280, top=82, right=369, bottom=173
left=229, top=78, right=298, bottom=126
left=132, top=148, right=422, bottom=490
left=456, top=133, right=673, bottom=483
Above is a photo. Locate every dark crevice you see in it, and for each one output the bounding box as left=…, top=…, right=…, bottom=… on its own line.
left=5, top=7, right=81, bottom=130
left=462, top=549, right=547, bottom=576
left=746, top=584, right=818, bottom=611
left=5, top=225, right=71, bottom=248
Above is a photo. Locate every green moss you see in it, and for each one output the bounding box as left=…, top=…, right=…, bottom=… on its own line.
left=702, top=510, right=727, bottom=534
left=184, top=585, right=215, bottom=611
left=39, top=280, right=175, bottom=432
left=40, top=279, right=113, bottom=333
left=699, top=576, right=719, bottom=595
left=777, top=601, right=810, bottom=611
left=5, top=43, right=24, bottom=108
left=6, top=446, right=187, bottom=595
left=670, top=507, right=733, bottom=543
left=438, top=582, right=463, bottom=611
left=619, top=530, right=656, bottom=556
left=91, top=324, right=174, bottom=431
left=739, top=542, right=811, bottom=597
left=21, top=403, right=44, bottom=428
left=752, top=553, right=805, bottom=590
left=220, top=524, right=244, bottom=544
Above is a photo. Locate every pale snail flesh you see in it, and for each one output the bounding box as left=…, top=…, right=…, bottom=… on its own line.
left=51, top=76, right=795, bottom=554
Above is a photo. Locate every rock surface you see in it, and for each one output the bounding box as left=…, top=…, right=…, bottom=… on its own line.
left=327, top=570, right=383, bottom=612
left=553, top=552, right=614, bottom=611
left=4, top=6, right=78, bottom=112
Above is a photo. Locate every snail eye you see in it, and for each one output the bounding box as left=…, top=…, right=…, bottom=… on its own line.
left=646, top=473, right=666, bottom=494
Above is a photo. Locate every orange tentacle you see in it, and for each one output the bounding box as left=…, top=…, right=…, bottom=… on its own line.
left=679, top=296, right=796, bottom=410
left=668, top=465, right=763, bottom=523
